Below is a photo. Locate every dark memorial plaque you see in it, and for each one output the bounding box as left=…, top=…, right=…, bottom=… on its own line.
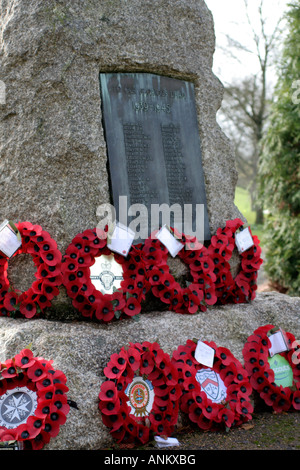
left=99, top=72, right=210, bottom=243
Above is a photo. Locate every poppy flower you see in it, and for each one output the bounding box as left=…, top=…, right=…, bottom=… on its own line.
left=39, top=248, right=62, bottom=267
left=149, top=411, right=166, bottom=434
left=126, top=347, right=141, bottom=372
left=41, top=419, right=61, bottom=438
left=17, top=421, right=41, bottom=441
left=184, top=237, right=204, bottom=253
left=3, top=291, right=19, bottom=311
left=99, top=397, right=121, bottom=416
left=203, top=287, right=217, bottom=306
left=14, top=349, right=36, bottom=369
left=108, top=351, right=128, bottom=375
left=147, top=268, right=167, bottom=286
left=111, top=291, right=126, bottom=311
left=19, top=223, right=43, bottom=239
left=99, top=381, right=118, bottom=402
left=139, top=352, right=155, bottom=375
left=202, top=402, right=219, bottom=420
left=135, top=425, right=150, bottom=445
left=123, top=296, right=141, bottom=317
left=1, top=359, right=18, bottom=378
left=34, top=283, right=60, bottom=301
left=292, top=390, right=300, bottom=410
left=36, top=262, right=62, bottom=280
left=182, top=285, right=203, bottom=314
left=188, top=402, right=208, bottom=427
left=211, top=231, right=229, bottom=249
left=0, top=428, right=17, bottom=442
left=218, top=407, right=235, bottom=428
left=30, top=430, right=51, bottom=450
left=104, top=361, right=125, bottom=380
left=34, top=294, right=52, bottom=310
left=27, top=361, right=48, bottom=382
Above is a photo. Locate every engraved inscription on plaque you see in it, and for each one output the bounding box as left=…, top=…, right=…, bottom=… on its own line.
left=99, top=72, right=210, bottom=243
left=161, top=123, right=193, bottom=206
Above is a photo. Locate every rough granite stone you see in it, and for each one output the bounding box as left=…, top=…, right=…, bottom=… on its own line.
left=0, top=0, right=243, bottom=292
left=0, top=292, right=299, bottom=450
left=1, top=0, right=290, bottom=452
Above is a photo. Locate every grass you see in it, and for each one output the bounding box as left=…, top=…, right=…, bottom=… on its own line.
left=234, top=186, right=264, bottom=242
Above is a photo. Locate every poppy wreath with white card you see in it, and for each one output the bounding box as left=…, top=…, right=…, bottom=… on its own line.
left=0, top=349, right=69, bottom=450
left=208, top=218, right=263, bottom=305
left=172, top=339, right=253, bottom=431
left=242, top=325, right=300, bottom=413
left=61, top=227, right=148, bottom=322
left=0, top=221, right=62, bottom=319
left=142, top=228, right=217, bottom=314
left=99, top=341, right=181, bottom=445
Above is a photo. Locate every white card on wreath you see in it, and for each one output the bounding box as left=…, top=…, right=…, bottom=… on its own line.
left=107, top=222, right=135, bottom=257
left=154, top=436, right=180, bottom=448
left=235, top=227, right=254, bottom=253
left=269, top=329, right=289, bottom=357
left=194, top=340, right=215, bottom=368
left=155, top=225, right=184, bottom=257
left=0, top=220, right=22, bottom=258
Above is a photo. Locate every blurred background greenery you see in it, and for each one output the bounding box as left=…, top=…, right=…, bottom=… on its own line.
left=206, top=0, right=299, bottom=297
left=234, top=186, right=263, bottom=241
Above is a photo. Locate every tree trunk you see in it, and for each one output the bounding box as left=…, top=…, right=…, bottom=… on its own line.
left=255, top=206, right=264, bottom=225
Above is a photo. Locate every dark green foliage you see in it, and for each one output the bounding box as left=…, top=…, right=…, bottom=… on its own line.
left=259, top=1, right=300, bottom=295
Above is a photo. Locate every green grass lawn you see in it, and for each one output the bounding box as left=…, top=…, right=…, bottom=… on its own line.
left=234, top=186, right=264, bottom=242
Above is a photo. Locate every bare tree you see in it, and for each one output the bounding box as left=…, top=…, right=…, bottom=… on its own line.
left=217, top=0, right=284, bottom=224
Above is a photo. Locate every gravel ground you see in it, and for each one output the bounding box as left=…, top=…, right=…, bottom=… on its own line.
left=155, top=411, right=300, bottom=450
left=112, top=409, right=300, bottom=452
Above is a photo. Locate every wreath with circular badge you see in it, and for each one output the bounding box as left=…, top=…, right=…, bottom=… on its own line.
left=61, top=228, right=148, bottom=322
left=242, top=325, right=300, bottom=413
left=99, top=341, right=182, bottom=444
left=0, top=221, right=62, bottom=319
left=142, top=228, right=217, bottom=314
left=208, top=218, right=263, bottom=305
left=172, top=339, right=253, bottom=431
left=0, top=349, right=69, bottom=450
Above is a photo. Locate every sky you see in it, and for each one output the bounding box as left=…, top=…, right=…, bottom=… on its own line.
left=204, top=0, right=290, bottom=86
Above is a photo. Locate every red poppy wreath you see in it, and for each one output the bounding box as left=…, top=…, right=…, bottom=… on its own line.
left=172, top=339, right=253, bottom=431
left=0, top=349, right=69, bottom=450
left=62, top=228, right=148, bottom=322
left=208, top=218, right=263, bottom=305
left=142, top=228, right=217, bottom=314
left=99, top=341, right=182, bottom=445
left=0, top=222, right=62, bottom=319
left=242, top=325, right=300, bottom=413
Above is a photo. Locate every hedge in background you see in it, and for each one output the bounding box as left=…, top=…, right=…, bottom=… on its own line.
left=259, top=2, right=300, bottom=296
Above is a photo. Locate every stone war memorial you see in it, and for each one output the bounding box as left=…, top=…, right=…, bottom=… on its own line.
left=0, top=0, right=299, bottom=451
